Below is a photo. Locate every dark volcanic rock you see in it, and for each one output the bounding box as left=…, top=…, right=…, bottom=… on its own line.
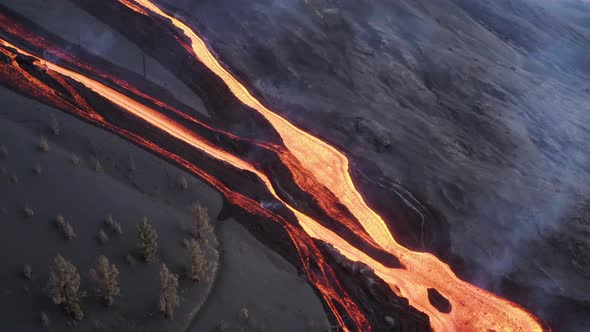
left=321, top=243, right=430, bottom=331
left=427, top=288, right=452, bottom=314
left=354, top=116, right=391, bottom=152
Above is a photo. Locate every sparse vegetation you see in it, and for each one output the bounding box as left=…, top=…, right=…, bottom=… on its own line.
left=104, top=215, right=123, bottom=236
left=50, top=114, right=60, bottom=136
left=0, top=144, right=7, bottom=158
left=55, top=214, right=65, bottom=228
left=38, top=137, right=49, bottom=152
left=89, top=256, right=120, bottom=306
left=23, top=206, right=34, bottom=219
left=63, top=223, right=76, bottom=240
left=178, top=176, right=188, bottom=190
left=136, top=217, right=158, bottom=262
left=189, top=202, right=214, bottom=242
left=9, top=174, right=19, bottom=184
left=159, top=263, right=180, bottom=319
left=97, top=229, right=109, bottom=244
left=55, top=215, right=76, bottom=240
left=48, top=255, right=83, bottom=320
left=70, top=155, right=81, bottom=166
left=33, top=163, right=43, bottom=175
left=23, top=264, right=32, bottom=280
left=185, top=238, right=207, bottom=282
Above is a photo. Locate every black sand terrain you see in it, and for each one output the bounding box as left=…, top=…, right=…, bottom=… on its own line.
left=0, top=85, right=327, bottom=331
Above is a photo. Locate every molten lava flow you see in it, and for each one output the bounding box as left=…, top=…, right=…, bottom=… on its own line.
left=0, top=40, right=374, bottom=331
left=116, top=1, right=545, bottom=331
left=0, top=39, right=378, bottom=331
left=0, top=13, right=388, bottom=258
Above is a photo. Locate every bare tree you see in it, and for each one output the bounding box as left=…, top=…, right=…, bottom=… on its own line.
left=186, top=238, right=207, bottom=282
left=48, top=255, right=83, bottom=320
left=89, top=256, right=120, bottom=306
left=159, top=263, right=180, bottom=319
left=137, top=217, right=158, bottom=262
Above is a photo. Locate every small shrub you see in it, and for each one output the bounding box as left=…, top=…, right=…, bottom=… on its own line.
left=23, top=206, right=34, bottom=219
left=178, top=176, right=188, bottom=190
left=89, top=256, right=120, bottom=306
left=112, top=222, right=123, bottom=236
left=48, top=255, right=83, bottom=320
left=240, top=307, right=249, bottom=320
left=33, top=163, right=43, bottom=175
left=38, top=137, right=49, bottom=152
left=105, top=215, right=115, bottom=228
left=40, top=312, right=50, bottom=327
left=9, top=174, right=18, bottom=184
left=55, top=214, right=66, bottom=228
left=216, top=320, right=230, bottom=332
left=0, top=144, right=7, bottom=158
left=97, top=229, right=109, bottom=244
left=125, top=254, right=136, bottom=266
left=159, top=263, right=179, bottom=319
left=23, top=264, right=32, bottom=280
left=136, top=217, right=158, bottom=263
left=70, top=155, right=81, bottom=166
left=104, top=215, right=123, bottom=236
left=63, top=223, right=76, bottom=240
left=55, top=215, right=76, bottom=240
left=50, top=114, right=60, bottom=136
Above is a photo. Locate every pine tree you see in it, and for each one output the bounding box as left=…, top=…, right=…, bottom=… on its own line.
left=186, top=238, right=207, bottom=282
left=48, top=255, right=83, bottom=320
left=159, top=263, right=180, bottom=319
left=89, top=256, right=120, bottom=306
left=189, top=203, right=213, bottom=240
left=136, top=217, right=158, bottom=262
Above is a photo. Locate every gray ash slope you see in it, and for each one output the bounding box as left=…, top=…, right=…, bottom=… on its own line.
left=157, top=0, right=590, bottom=329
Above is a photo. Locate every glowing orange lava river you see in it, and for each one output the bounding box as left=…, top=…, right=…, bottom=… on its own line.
left=0, top=2, right=545, bottom=331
